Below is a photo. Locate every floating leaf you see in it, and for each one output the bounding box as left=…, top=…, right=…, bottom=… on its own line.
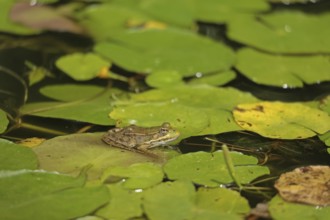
left=33, top=133, right=167, bottom=180
left=233, top=102, right=330, bottom=139
left=194, top=0, right=269, bottom=23
left=269, top=195, right=330, bottom=220
left=94, top=29, right=235, bottom=76
left=0, top=109, right=9, bottom=134
left=164, top=151, right=269, bottom=187
left=143, top=181, right=196, bottom=220
left=56, top=53, right=111, bottom=81
left=235, top=48, right=330, bottom=88
left=97, top=184, right=143, bottom=220
left=195, top=187, right=250, bottom=219
left=102, top=163, right=164, bottom=189
left=0, top=170, right=108, bottom=220
left=145, top=70, right=184, bottom=88
left=228, top=11, right=330, bottom=53
left=188, top=70, right=236, bottom=86
left=21, top=84, right=121, bottom=125
left=0, top=139, right=38, bottom=170
left=110, top=85, right=259, bottom=139
left=77, top=3, right=151, bottom=41
left=274, top=166, right=330, bottom=206
left=143, top=180, right=249, bottom=220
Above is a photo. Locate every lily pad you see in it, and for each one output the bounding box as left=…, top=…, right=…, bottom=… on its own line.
left=20, top=84, right=121, bottom=125
left=143, top=180, right=250, bottom=220
left=0, top=139, right=38, bottom=170
left=233, top=102, right=330, bottom=139
left=33, top=133, right=167, bottom=180
left=77, top=3, right=151, bottom=41
left=101, top=163, right=164, bottom=189
left=56, top=53, right=111, bottom=81
left=145, top=70, right=184, bottom=88
left=235, top=48, right=330, bottom=88
left=0, top=170, right=108, bottom=220
left=94, top=28, right=235, bottom=76
left=228, top=11, right=330, bottom=53
left=187, top=70, right=236, bottom=86
left=96, top=184, right=143, bottom=220
left=0, top=109, right=9, bottom=134
left=274, top=166, right=330, bottom=206
left=194, top=0, right=269, bottom=23
left=269, top=195, right=330, bottom=220
left=110, top=85, right=259, bottom=139
left=163, top=151, right=269, bottom=187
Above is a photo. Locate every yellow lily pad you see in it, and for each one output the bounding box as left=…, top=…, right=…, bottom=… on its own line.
left=233, top=102, right=330, bottom=139
left=274, top=166, right=330, bottom=206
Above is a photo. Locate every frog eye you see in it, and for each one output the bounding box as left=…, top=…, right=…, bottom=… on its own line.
left=160, top=127, right=169, bottom=134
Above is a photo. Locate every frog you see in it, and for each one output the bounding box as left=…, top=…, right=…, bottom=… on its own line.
left=102, top=122, right=180, bottom=156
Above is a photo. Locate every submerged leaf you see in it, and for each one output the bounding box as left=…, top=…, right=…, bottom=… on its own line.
left=233, top=102, right=330, bottom=139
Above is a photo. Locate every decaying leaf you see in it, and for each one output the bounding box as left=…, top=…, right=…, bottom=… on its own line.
left=275, top=165, right=330, bottom=206
left=233, top=102, right=330, bottom=139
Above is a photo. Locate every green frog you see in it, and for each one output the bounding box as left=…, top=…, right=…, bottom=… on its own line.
left=102, top=122, right=180, bottom=156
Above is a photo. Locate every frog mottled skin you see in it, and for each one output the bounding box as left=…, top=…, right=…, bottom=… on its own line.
left=102, top=122, right=180, bottom=154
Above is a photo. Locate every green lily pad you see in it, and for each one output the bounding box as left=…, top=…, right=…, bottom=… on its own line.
left=143, top=180, right=250, bottom=220
left=233, top=102, right=330, bottom=139
left=143, top=181, right=195, bottom=220
left=33, top=133, right=167, bottom=180
left=0, top=170, right=109, bottom=220
left=228, top=11, right=330, bottom=53
left=101, top=163, right=164, bottom=189
left=56, top=53, right=110, bottom=81
left=0, top=109, right=9, bottom=134
left=77, top=3, right=151, bottom=41
left=94, top=28, right=235, bottom=76
left=194, top=0, right=269, bottom=23
left=145, top=70, right=184, bottom=88
left=0, top=139, right=38, bottom=170
left=269, top=195, right=330, bottom=220
left=164, top=151, right=269, bottom=187
left=195, top=187, right=250, bottom=219
left=187, top=70, right=236, bottom=86
left=97, top=184, right=143, bottom=220
left=20, top=84, right=121, bottom=125
left=235, top=48, right=330, bottom=88
left=135, top=0, right=195, bottom=27
left=110, top=85, right=259, bottom=139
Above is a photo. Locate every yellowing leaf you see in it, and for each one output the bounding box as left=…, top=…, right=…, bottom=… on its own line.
left=233, top=102, right=330, bottom=139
